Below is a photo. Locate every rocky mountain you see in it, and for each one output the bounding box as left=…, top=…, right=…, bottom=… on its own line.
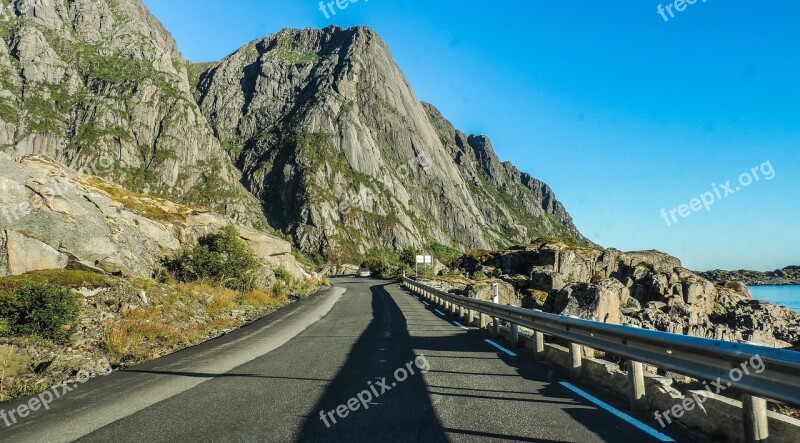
left=1, top=1, right=586, bottom=262
left=700, top=267, right=800, bottom=286
left=0, top=0, right=265, bottom=226
left=193, top=26, right=585, bottom=260
left=0, top=152, right=306, bottom=280
left=436, top=240, right=800, bottom=349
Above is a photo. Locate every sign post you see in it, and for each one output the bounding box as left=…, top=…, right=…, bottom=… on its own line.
left=415, top=254, right=433, bottom=276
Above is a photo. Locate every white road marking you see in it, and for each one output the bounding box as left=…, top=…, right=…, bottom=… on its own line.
left=559, top=382, right=674, bottom=442
left=422, top=301, right=430, bottom=306
left=434, top=309, right=446, bottom=316
left=484, top=339, right=517, bottom=357
left=453, top=321, right=468, bottom=330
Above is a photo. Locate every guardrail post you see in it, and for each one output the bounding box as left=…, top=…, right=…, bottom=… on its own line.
left=743, top=395, right=769, bottom=443
left=533, top=331, right=545, bottom=360
left=569, top=343, right=582, bottom=380
left=468, top=309, right=475, bottom=325
left=459, top=305, right=465, bottom=318
left=627, top=360, right=647, bottom=411
left=492, top=317, right=500, bottom=336
left=480, top=312, right=490, bottom=330
left=510, top=323, right=519, bottom=347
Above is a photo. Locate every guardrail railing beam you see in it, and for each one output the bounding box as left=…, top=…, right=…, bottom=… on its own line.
left=401, top=277, right=800, bottom=418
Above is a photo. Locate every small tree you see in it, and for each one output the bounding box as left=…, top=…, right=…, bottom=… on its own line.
left=168, top=225, right=263, bottom=292
left=399, top=247, right=423, bottom=267
left=0, top=282, right=80, bottom=342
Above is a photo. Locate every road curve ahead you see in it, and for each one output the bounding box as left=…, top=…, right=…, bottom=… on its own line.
left=0, top=278, right=703, bottom=442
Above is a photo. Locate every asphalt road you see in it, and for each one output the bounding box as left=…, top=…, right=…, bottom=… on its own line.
left=0, top=278, right=706, bottom=442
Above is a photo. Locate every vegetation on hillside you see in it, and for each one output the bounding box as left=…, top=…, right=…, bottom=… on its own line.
left=0, top=281, right=80, bottom=342
left=166, top=225, right=263, bottom=292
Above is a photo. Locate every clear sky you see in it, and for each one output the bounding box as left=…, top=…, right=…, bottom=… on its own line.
left=143, top=0, right=800, bottom=271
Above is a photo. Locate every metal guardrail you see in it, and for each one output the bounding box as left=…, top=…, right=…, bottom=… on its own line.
left=402, top=277, right=800, bottom=440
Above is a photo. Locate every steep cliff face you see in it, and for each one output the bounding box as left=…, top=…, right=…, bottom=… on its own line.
left=195, top=26, right=585, bottom=260
left=0, top=0, right=264, bottom=226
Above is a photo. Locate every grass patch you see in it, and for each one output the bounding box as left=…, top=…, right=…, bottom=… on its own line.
left=0, top=270, right=110, bottom=297
left=428, top=242, right=462, bottom=266
left=243, top=289, right=286, bottom=309
left=0, top=98, right=18, bottom=123
left=84, top=176, right=193, bottom=224
left=103, top=307, right=203, bottom=360
left=275, top=49, right=319, bottom=64
left=0, top=378, right=50, bottom=404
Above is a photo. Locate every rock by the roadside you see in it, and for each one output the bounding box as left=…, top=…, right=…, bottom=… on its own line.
left=0, top=155, right=308, bottom=280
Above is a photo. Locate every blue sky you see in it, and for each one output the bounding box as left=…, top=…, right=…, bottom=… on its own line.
left=143, top=0, right=800, bottom=271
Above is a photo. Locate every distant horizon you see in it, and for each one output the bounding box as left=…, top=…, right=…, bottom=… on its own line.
left=143, top=0, right=800, bottom=271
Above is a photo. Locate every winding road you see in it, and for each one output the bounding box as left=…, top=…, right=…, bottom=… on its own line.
left=0, top=278, right=708, bottom=442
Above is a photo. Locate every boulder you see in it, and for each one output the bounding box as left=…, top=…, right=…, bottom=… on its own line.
left=4, top=230, right=69, bottom=275
left=554, top=279, right=623, bottom=325
left=466, top=280, right=518, bottom=306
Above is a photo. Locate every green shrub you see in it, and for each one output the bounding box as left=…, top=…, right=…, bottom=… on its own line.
left=274, top=267, right=294, bottom=284
left=399, top=247, right=423, bottom=267
left=428, top=242, right=462, bottom=266
left=167, top=225, right=262, bottom=293
left=358, top=249, right=399, bottom=280
left=472, top=271, right=488, bottom=282
left=0, top=282, right=81, bottom=342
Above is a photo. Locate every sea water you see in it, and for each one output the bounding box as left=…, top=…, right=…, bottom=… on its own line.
left=749, top=285, right=800, bottom=312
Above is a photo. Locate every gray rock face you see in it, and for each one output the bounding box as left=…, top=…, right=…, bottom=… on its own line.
left=455, top=241, right=800, bottom=348
left=194, top=26, right=586, bottom=259
left=0, top=0, right=265, bottom=226
left=0, top=153, right=306, bottom=279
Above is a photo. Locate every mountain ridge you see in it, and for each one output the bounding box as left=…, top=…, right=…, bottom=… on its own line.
left=1, top=1, right=587, bottom=262
left=193, top=25, right=587, bottom=260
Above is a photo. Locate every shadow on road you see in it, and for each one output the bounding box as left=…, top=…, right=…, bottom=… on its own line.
left=295, top=283, right=448, bottom=442
left=392, top=284, right=672, bottom=443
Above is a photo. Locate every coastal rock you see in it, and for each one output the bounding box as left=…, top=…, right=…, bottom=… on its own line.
left=700, top=267, right=800, bottom=286
left=554, top=280, right=623, bottom=325
left=466, top=280, right=517, bottom=305
left=454, top=240, right=800, bottom=348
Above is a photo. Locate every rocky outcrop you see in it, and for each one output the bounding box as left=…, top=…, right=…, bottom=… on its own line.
left=194, top=26, right=587, bottom=260
left=0, top=153, right=307, bottom=279
left=700, top=267, right=800, bottom=286
left=0, top=0, right=265, bottom=226
left=448, top=240, right=800, bottom=348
